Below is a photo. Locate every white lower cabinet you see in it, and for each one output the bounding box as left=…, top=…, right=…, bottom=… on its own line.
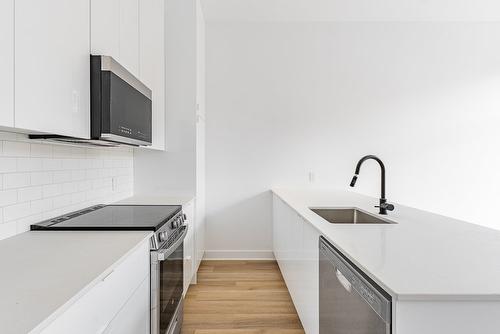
left=103, top=277, right=150, bottom=334
left=40, top=240, right=150, bottom=334
left=183, top=200, right=195, bottom=294
left=273, top=194, right=320, bottom=334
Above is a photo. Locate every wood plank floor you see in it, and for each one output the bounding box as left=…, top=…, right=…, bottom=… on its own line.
left=181, top=260, right=305, bottom=334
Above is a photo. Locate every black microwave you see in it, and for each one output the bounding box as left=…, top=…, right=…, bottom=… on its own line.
left=30, top=55, right=152, bottom=147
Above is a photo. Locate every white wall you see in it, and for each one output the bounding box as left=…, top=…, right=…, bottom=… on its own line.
left=0, top=132, right=133, bottom=241
left=205, top=21, right=500, bottom=257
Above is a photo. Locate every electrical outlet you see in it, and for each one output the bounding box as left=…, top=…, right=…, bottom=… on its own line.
left=112, top=177, right=117, bottom=191
left=308, top=171, right=315, bottom=183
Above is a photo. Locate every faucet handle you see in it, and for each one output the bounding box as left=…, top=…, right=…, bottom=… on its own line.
left=376, top=202, right=395, bottom=211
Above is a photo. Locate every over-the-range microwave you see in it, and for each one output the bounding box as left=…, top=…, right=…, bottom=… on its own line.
left=30, top=55, right=152, bottom=147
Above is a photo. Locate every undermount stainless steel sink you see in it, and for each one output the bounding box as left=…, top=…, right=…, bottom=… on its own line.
left=310, top=208, right=396, bottom=224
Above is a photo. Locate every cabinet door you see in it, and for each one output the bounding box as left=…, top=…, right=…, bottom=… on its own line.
left=103, top=277, right=150, bottom=334
left=0, top=0, right=14, bottom=127
left=90, top=0, right=120, bottom=58
left=15, top=0, right=90, bottom=138
left=140, top=0, right=165, bottom=150
left=119, top=0, right=139, bottom=77
left=272, top=196, right=320, bottom=334
left=297, top=219, right=320, bottom=334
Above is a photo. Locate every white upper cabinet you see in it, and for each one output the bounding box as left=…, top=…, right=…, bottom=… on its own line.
left=0, top=0, right=14, bottom=128
left=91, top=0, right=139, bottom=77
left=91, top=0, right=165, bottom=150
left=90, top=0, right=120, bottom=59
left=139, top=0, right=166, bottom=150
left=15, top=0, right=90, bottom=138
left=119, top=0, right=140, bottom=77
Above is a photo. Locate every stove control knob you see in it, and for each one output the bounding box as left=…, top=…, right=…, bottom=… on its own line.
left=158, top=231, right=168, bottom=242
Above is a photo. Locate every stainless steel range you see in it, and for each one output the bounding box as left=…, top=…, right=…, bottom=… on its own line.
left=31, top=204, right=188, bottom=334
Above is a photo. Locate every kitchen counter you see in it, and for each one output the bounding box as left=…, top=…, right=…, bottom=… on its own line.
left=272, top=188, right=500, bottom=301
left=0, top=230, right=152, bottom=334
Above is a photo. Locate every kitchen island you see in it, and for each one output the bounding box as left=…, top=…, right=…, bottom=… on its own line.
left=273, top=188, right=500, bottom=334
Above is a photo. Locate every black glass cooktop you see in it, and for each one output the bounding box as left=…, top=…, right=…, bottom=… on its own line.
left=30, top=205, right=182, bottom=231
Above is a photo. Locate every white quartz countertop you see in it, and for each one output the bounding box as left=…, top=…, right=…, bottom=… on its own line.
left=0, top=230, right=152, bottom=334
left=272, top=188, right=500, bottom=301
left=116, top=194, right=195, bottom=206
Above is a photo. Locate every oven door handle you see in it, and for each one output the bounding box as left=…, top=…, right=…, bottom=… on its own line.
left=157, top=225, right=188, bottom=261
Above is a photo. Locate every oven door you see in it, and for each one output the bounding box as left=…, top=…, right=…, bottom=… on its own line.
left=151, top=226, right=188, bottom=334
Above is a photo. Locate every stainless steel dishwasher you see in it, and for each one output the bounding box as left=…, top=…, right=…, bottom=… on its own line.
left=319, top=236, right=392, bottom=334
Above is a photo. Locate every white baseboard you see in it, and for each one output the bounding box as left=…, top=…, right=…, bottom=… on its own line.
left=203, top=250, right=275, bottom=260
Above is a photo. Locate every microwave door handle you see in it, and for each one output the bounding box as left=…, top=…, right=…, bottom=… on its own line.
left=157, top=225, right=188, bottom=261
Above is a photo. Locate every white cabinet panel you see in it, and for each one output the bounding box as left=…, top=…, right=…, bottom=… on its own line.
left=41, top=240, right=149, bottom=334
left=297, top=218, right=320, bottom=334
left=0, top=0, right=14, bottom=127
left=91, top=0, right=139, bottom=78
left=183, top=200, right=195, bottom=294
left=15, top=0, right=90, bottom=138
left=140, top=0, right=165, bottom=150
left=103, top=277, right=150, bottom=334
left=90, top=0, right=120, bottom=58
left=119, top=0, right=139, bottom=77
left=272, top=195, right=320, bottom=334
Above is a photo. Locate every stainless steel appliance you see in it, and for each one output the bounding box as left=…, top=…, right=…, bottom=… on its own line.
left=30, top=55, right=152, bottom=147
left=150, top=213, right=187, bottom=334
left=319, top=236, right=392, bottom=334
left=31, top=204, right=187, bottom=334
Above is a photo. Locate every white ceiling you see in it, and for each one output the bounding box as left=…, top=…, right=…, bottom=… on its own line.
left=200, top=0, right=500, bottom=22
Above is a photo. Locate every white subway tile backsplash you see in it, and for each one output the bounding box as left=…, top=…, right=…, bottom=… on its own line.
left=42, top=158, right=63, bottom=171
left=30, top=198, right=53, bottom=215
left=52, top=145, right=74, bottom=158
left=4, top=173, right=31, bottom=189
left=71, top=170, right=86, bottom=181
left=18, top=187, right=42, bottom=202
left=71, top=192, right=86, bottom=204
left=78, top=180, right=92, bottom=192
left=0, top=220, right=17, bottom=239
left=52, top=195, right=72, bottom=209
left=4, top=202, right=31, bottom=222
left=62, top=182, right=79, bottom=194
left=31, top=171, right=53, bottom=186
left=62, top=159, right=80, bottom=170
left=53, top=171, right=72, bottom=183
left=30, top=143, right=53, bottom=158
left=0, top=157, right=18, bottom=173
left=86, top=169, right=100, bottom=180
left=42, top=184, right=63, bottom=198
left=3, top=141, right=30, bottom=157
left=0, top=132, right=19, bottom=141
left=0, top=134, right=133, bottom=241
left=17, top=158, right=43, bottom=172
left=0, top=190, right=18, bottom=206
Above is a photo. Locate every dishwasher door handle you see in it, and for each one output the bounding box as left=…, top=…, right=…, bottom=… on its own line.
left=336, top=269, right=352, bottom=293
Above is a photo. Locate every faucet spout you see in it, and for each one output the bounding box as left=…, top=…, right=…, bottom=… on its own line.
left=350, top=155, right=393, bottom=215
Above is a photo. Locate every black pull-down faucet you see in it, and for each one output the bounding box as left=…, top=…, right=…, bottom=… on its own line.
left=350, top=155, right=395, bottom=215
